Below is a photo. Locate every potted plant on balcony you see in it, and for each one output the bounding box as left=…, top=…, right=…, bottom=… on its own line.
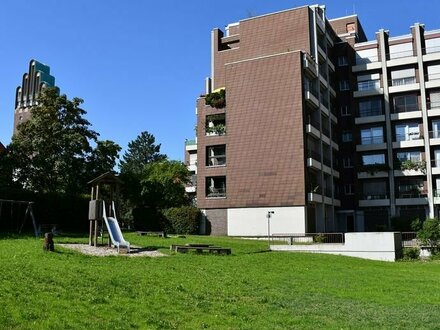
left=399, top=159, right=427, bottom=174
left=205, top=89, right=226, bottom=109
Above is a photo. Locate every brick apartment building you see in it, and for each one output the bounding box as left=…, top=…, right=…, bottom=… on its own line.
left=185, top=4, right=440, bottom=235
left=13, top=59, right=56, bottom=133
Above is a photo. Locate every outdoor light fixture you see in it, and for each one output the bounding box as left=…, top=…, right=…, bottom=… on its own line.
left=267, top=211, right=275, bottom=249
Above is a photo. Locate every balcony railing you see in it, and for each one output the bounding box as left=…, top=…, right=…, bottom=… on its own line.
left=358, top=108, right=383, bottom=117
left=427, top=101, right=440, bottom=110
left=355, top=55, right=379, bottom=65
left=360, top=194, right=388, bottom=200
left=185, top=139, right=197, bottom=146
left=391, top=77, right=416, bottom=86
left=424, top=46, right=440, bottom=54
left=393, top=104, right=419, bottom=113
left=395, top=132, right=422, bottom=142
left=357, top=80, right=380, bottom=91
left=388, top=49, right=414, bottom=60
left=361, top=136, right=384, bottom=145
left=307, top=149, right=321, bottom=161
left=426, top=72, right=440, bottom=81
left=396, top=191, right=427, bottom=198
left=429, top=131, right=440, bottom=139
left=206, top=187, right=226, bottom=198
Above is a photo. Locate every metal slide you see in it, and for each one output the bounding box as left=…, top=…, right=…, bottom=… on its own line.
left=102, top=201, right=130, bottom=253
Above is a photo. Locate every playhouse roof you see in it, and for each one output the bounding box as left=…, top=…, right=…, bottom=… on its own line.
left=87, top=171, right=122, bottom=186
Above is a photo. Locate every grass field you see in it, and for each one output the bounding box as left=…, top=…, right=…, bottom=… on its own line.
left=0, top=233, right=439, bottom=329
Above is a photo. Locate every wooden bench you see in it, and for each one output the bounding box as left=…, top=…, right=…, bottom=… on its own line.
left=136, top=231, right=166, bottom=238
left=170, top=244, right=231, bottom=255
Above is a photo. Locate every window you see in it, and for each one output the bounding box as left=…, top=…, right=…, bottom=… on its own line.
left=391, top=68, right=416, bottom=86
left=397, top=151, right=421, bottom=162
left=206, top=114, right=226, bottom=136
left=363, top=181, right=387, bottom=199
left=361, top=127, right=383, bottom=145
left=395, top=123, right=420, bottom=142
left=362, top=154, right=385, bottom=165
left=206, top=145, right=226, bottom=166
left=342, top=131, right=352, bottom=142
left=393, top=94, right=417, bottom=113
left=339, top=80, right=350, bottom=91
left=341, top=105, right=351, bottom=116
left=206, top=176, right=226, bottom=198
left=432, top=120, right=440, bottom=139
left=343, top=157, right=353, bottom=168
left=358, top=98, right=382, bottom=117
left=344, top=184, right=354, bottom=195
left=337, top=55, right=348, bottom=66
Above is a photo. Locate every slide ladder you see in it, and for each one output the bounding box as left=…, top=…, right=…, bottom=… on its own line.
left=102, top=201, right=130, bottom=253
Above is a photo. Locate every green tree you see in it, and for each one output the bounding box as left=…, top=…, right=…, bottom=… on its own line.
left=9, top=87, right=98, bottom=194
left=119, top=131, right=166, bottom=176
left=140, top=160, right=190, bottom=209
left=417, top=218, right=440, bottom=251
left=87, top=140, right=121, bottom=180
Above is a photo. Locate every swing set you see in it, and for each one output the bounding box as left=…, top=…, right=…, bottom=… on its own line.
left=0, top=199, right=38, bottom=237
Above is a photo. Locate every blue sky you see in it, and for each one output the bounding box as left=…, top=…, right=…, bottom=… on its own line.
left=1, top=0, right=439, bottom=161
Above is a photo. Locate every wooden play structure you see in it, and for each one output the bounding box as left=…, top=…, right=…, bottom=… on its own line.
left=0, top=199, right=38, bottom=237
left=88, top=172, right=129, bottom=252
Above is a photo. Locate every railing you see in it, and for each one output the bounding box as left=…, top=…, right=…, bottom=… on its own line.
left=206, top=187, right=226, bottom=198
left=393, top=104, right=419, bottom=113
left=396, top=191, right=427, bottom=198
left=207, top=156, right=226, bottom=167
left=357, top=80, right=381, bottom=91
left=424, top=46, right=440, bottom=54
left=402, top=232, right=417, bottom=247
left=307, top=116, right=320, bottom=128
left=429, top=131, right=440, bottom=139
left=361, top=136, right=384, bottom=145
left=395, top=132, right=422, bottom=142
left=358, top=108, right=383, bottom=117
left=427, top=101, right=440, bottom=110
left=355, top=55, right=379, bottom=65
left=360, top=194, right=388, bottom=200
left=306, top=149, right=321, bottom=161
left=388, top=49, right=414, bottom=60
left=185, top=139, right=196, bottom=146
left=269, top=232, right=345, bottom=246
left=426, top=72, right=440, bottom=81
left=390, top=77, right=416, bottom=86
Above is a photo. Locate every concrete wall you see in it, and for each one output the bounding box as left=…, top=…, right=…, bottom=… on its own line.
left=271, top=232, right=403, bottom=261
left=227, top=206, right=306, bottom=236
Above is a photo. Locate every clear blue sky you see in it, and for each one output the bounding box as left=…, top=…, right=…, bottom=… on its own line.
left=1, top=0, right=439, bottom=161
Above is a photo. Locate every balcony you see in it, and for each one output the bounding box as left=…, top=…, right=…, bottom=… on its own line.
left=425, top=72, right=440, bottom=89
left=395, top=191, right=428, bottom=206
left=394, top=160, right=426, bottom=176
left=390, top=104, right=421, bottom=121
left=429, top=131, right=440, bottom=146
left=428, top=101, right=440, bottom=117
left=303, top=54, right=318, bottom=78
left=185, top=139, right=197, bottom=151
left=206, top=176, right=226, bottom=198
left=354, top=80, right=383, bottom=98
left=355, top=108, right=385, bottom=124
left=352, top=55, right=381, bottom=72
left=393, top=133, right=424, bottom=149
left=434, top=189, right=440, bottom=204
left=388, top=78, right=419, bottom=94
left=431, top=159, right=440, bottom=175
left=356, top=136, right=386, bottom=152
left=359, top=194, right=390, bottom=207
left=387, top=51, right=417, bottom=67
left=423, top=46, right=440, bottom=62
left=206, top=114, right=226, bottom=136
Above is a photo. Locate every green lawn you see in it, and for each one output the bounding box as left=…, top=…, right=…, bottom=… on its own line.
left=0, top=233, right=439, bottom=329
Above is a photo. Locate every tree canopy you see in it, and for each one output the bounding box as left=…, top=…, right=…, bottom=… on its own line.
left=119, top=131, right=166, bottom=176
left=9, top=87, right=120, bottom=195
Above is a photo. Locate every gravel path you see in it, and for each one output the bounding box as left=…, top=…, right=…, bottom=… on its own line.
left=58, top=244, right=167, bottom=257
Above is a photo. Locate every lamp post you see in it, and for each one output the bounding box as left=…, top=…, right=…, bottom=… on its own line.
left=267, top=211, right=274, bottom=249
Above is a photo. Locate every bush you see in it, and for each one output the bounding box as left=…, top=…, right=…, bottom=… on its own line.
left=402, top=247, right=420, bottom=260
left=163, top=206, right=200, bottom=234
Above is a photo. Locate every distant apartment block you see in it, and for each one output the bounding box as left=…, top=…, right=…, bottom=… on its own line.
left=186, top=4, right=440, bottom=235
left=13, top=59, right=56, bottom=133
